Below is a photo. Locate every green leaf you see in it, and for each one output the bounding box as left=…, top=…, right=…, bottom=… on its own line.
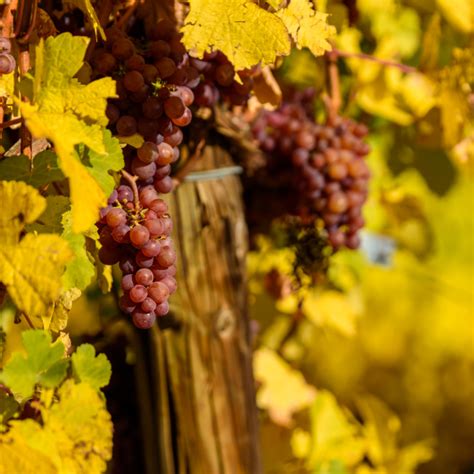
left=0, top=180, right=46, bottom=244
left=19, top=33, right=118, bottom=233
left=276, top=0, right=335, bottom=57
left=181, top=0, right=291, bottom=71
left=76, top=129, right=123, bottom=198
left=0, top=330, right=68, bottom=399
left=0, top=151, right=64, bottom=188
left=0, top=390, right=19, bottom=425
left=71, top=344, right=111, bottom=390
left=61, top=211, right=95, bottom=291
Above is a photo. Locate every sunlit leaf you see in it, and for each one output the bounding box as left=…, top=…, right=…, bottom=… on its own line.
left=0, top=234, right=72, bottom=320
left=20, top=33, right=118, bottom=233
left=254, top=347, right=316, bottom=426
left=181, top=0, right=290, bottom=71
left=71, top=344, right=111, bottom=390
left=0, top=330, right=68, bottom=399
left=276, top=0, right=335, bottom=57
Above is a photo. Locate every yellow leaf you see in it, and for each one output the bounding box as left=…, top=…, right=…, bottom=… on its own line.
left=0, top=234, right=73, bottom=320
left=400, top=73, right=436, bottom=118
left=48, top=288, right=82, bottom=332
left=436, top=0, right=473, bottom=34
left=308, top=391, right=366, bottom=468
left=0, top=427, right=57, bottom=474
left=0, top=180, right=46, bottom=244
left=302, top=290, right=360, bottom=337
left=181, top=0, right=290, bottom=71
left=356, top=395, right=401, bottom=466
left=291, top=428, right=312, bottom=459
left=276, top=0, right=336, bottom=57
left=5, top=381, right=112, bottom=474
left=254, top=347, right=316, bottom=426
left=20, top=34, right=117, bottom=233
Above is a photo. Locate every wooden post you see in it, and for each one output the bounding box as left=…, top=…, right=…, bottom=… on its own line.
left=144, top=144, right=262, bottom=474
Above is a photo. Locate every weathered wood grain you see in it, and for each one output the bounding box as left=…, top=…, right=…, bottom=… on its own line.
left=146, top=144, right=261, bottom=474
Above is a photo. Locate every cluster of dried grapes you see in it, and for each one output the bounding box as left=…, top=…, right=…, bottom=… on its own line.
left=93, top=20, right=199, bottom=328
left=251, top=92, right=370, bottom=250
left=191, top=51, right=254, bottom=107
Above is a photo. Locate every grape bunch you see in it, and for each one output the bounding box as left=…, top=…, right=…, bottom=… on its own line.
left=91, top=20, right=201, bottom=193
left=0, top=37, right=16, bottom=75
left=98, top=184, right=177, bottom=329
left=191, top=51, right=254, bottom=107
left=93, top=20, right=197, bottom=328
left=251, top=92, right=370, bottom=250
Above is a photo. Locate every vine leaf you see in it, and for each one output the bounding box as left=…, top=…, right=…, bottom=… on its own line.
left=289, top=391, right=366, bottom=470
left=1, top=381, right=112, bottom=473
left=48, top=288, right=82, bottom=332
left=276, top=0, right=335, bottom=57
left=0, top=180, right=46, bottom=244
left=0, top=182, right=73, bottom=320
left=254, top=347, right=316, bottom=426
left=61, top=211, right=95, bottom=291
left=0, top=429, right=57, bottom=474
left=0, top=233, right=72, bottom=320
left=71, top=344, right=111, bottom=390
left=181, top=0, right=291, bottom=71
left=0, top=151, right=64, bottom=189
left=19, top=33, right=118, bottom=233
left=436, top=0, right=473, bottom=34
left=0, top=330, right=68, bottom=400
left=75, top=129, right=123, bottom=199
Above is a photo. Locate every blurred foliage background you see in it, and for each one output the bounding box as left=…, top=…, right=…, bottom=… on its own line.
left=249, top=0, right=473, bottom=473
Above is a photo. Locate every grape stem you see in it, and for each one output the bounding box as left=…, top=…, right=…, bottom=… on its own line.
left=332, top=47, right=417, bottom=74
left=121, top=169, right=141, bottom=211
left=117, top=0, right=139, bottom=30
left=173, top=137, right=206, bottom=187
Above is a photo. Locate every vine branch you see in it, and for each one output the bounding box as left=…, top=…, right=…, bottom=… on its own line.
left=332, top=47, right=417, bottom=74
left=327, top=50, right=341, bottom=122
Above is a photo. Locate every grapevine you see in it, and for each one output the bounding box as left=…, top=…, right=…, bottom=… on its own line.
left=249, top=89, right=370, bottom=250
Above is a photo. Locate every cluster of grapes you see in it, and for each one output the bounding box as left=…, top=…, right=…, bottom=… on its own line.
left=251, top=93, right=370, bottom=250
left=98, top=184, right=177, bottom=329
left=191, top=51, right=254, bottom=107
left=93, top=20, right=197, bottom=328
left=0, top=38, right=15, bottom=75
